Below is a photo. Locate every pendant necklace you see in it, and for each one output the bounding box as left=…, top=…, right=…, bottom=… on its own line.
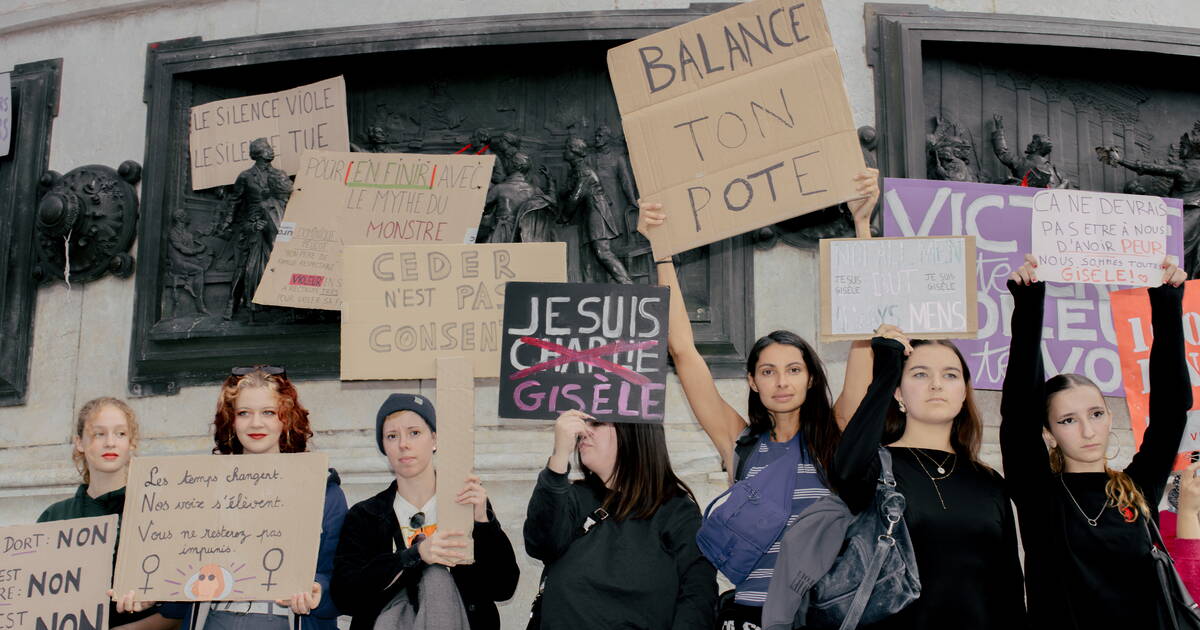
left=1060, top=474, right=1107, bottom=527
left=911, top=447, right=954, bottom=476
left=907, top=447, right=956, bottom=510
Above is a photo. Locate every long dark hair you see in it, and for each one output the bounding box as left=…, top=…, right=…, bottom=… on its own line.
left=578, top=422, right=696, bottom=521
left=882, top=339, right=983, bottom=464
left=1044, top=373, right=1150, bottom=520
left=745, top=331, right=839, bottom=474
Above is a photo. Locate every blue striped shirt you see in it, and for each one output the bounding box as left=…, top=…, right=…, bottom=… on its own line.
left=733, top=432, right=830, bottom=606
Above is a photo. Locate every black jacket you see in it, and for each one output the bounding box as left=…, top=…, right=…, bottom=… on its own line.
left=331, top=481, right=519, bottom=630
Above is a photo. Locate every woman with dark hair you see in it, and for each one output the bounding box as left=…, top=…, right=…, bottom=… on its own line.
left=155, top=367, right=348, bottom=630
left=1003, top=255, right=1189, bottom=628
left=832, top=333, right=1026, bottom=628
left=524, top=409, right=716, bottom=630
left=638, top=168, right=880, bottom=626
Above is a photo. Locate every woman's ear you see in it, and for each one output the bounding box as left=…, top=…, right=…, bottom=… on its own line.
left=746, top=372, right=759, bottom=393
left=1042, top=427, right=1057, bottom=449
left=72, top=434, right=85, bottom=455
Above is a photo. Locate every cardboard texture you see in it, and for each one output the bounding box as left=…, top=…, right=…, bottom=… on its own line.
left=341, top=242, right=567, bottom=380
left=113, top=453, right=328, bottom=601
left=434, top=356, right=476, bottom=564
left=189, top=76, right=349, bottom=190
left=1031, top=189, right=1173, bottom=287
left=607, top=0, right=865, bottom=257
left=253, top=150, right=494, bottom=310
left=498, top=282, right=669, bottom=422
left=1110, top=279, right=1200, bottom=471
left=0, top=515, right=118, bottom=630
left=0, top=72, right=10, bottom=158
left=883, top=177, right=1185, bottom=396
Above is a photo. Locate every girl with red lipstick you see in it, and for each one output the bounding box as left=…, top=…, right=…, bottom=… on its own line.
left=1004, top=255, right=1189, bottom=629
left=638, top=169, right=880, bottom=627
left=41, top=398, right=177, bottom=630
left=157, top=367, right=347, bottom=630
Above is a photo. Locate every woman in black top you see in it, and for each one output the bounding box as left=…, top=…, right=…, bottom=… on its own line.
left=1003, top=255, right=1189, bottom=629
left=832, top=334, right=1027, bottom=629
left=525, top=409, right=716, bottom=630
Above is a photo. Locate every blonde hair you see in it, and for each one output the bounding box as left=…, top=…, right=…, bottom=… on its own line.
left=72, top=397, right=139, bottom=484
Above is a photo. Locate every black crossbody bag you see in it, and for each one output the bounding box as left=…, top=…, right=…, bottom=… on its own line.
left=526, top=507, right=609, bottom=630
left=1144, top=515, right=1200, bottom=630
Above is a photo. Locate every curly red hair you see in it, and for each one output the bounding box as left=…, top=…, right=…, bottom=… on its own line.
left=212, top=369, right=312, bottom=454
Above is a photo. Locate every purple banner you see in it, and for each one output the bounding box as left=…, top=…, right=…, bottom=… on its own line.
left=883, top=178, right=1185, bottom=396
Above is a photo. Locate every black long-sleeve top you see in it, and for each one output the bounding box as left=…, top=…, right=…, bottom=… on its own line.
left=1001, top=280, right=1190, bottom=630
left=831, top=338, right=1028, bottom=629
left=524, top=467, right=716, bottom=630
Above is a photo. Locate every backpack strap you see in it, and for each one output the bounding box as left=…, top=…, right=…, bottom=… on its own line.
left=730, top=429, right=761, bottom=483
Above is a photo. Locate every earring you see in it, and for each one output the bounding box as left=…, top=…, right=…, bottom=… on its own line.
left=1105, top=441, right=1122, bottom=461
left=897, top=400, right=906, bottom=413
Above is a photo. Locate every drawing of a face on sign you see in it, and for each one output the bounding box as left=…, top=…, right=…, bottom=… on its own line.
left=185, top=564, right=235, bottom=600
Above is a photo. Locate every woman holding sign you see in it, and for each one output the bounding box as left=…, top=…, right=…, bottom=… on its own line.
left=638, top=168, right=880, bottom=626
left=524, top=409, right=716, bottom=630
left=331, top=394, right=519, bottom=630
left=1003, top=255, right=1189, bottom=628
left=155, top=367, right=348, bottom=630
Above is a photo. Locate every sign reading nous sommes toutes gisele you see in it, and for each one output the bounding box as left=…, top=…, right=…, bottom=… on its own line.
left=607, top=0, right=867, bottom=259
left=0, top=515, right=118, bottom=630
left=113, top=453, right=327, bottom=602
left=498, top=281, right=669, bottom=422
left=819, top=236, right=978, bottom=342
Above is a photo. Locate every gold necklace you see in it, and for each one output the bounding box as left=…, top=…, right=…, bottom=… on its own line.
left=910, top=447, right=955, bottom=476
left=1059, top=474, right=1107, bottom=527
left=907, top=448, right=955, bottom=510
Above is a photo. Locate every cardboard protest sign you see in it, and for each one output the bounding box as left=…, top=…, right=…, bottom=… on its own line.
left=1110, top=280, right=1200, bottom=471
left=113, top=453, right=328, bottom=601
left=1031, top=189, right=1172, bottom=287
left=819, top=236, right=977, bottom=342
left=0, top=515, right=117, bottom=630
left=253, top=151, right=494, bottom=310
left=608, top=0, right=865, bottom=258
left=190, top=76, right=349, bottom=190
left=0, top=72, right=11, bottom=158
left=498, top=282, right=669, bottom=422
left=434, top=356, right=475, bottom=564
left=883, top=177, right=1185, bottom=396
left=341, top=243, right=567, bottom=379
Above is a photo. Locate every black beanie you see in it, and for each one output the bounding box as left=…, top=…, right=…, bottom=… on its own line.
left=375, top=393, right=437, bottom=454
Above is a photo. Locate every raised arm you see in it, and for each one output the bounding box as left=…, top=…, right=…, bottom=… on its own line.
left=832, top=169, right=882, bottom=429
left=832, top=336, right=905, bottom=513
left=1125, top=261, right=1190, bottom=506
left=1000, top=256, right=1052, bottom=494
left=524, top=410, right=594, bottom=563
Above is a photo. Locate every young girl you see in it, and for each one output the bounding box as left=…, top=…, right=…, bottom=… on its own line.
left=155, top=367, right=348, bottom=630
left=524, top=409, right=716, bottom=630
left=832, top=333, right=1026, bottom=628
left=42, top=398, right=177, bottom=630
left=332, top=393, right=519, bottom=630
left=1004, top=255, right=1189, bottom=628
left=638, top=168, right=880, bottom=626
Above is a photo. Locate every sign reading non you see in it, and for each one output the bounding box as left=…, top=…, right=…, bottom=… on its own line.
left=0, top=72, right=11, bottom=158
left=820, top=236, right=977, bottom=342
left=113, top=453, right=328, bottom=601
left=883, top=177, right=1185, bottom=396
left=0, top=515, right=117, bottom=630
left=1031, top=189, right=1172, bottom=287
left=341, top=243, right=567, bottom=380
left=608, top=0, right=866, bottom=258
left=189, top=76, right=349, bottom=190
left=499, top=282, right=669, bottom=422
left=253, top=150, right=494, bottom=310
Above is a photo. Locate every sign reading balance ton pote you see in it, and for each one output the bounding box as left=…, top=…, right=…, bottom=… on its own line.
left=883, top=178, right=1185, bottom=396
left=1110, top=280, right=1200, bottom=471
left=189, top=76, right=349, bottom=190
left=819, top=236, right=977, bottom=342
left=608, top=0, right=866, bottom=259
left=340, top=243, right=567, bottom=380
left=0, top=515, right=118, bottom=630
left=112, top=453, right=328, bottom=602
left=253, top=151, right=494, bottom=310
left=1031, top=189, right=1171, bottom=287
left=498, top=282, right=669, bottom=422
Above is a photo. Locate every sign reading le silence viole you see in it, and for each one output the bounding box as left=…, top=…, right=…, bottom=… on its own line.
left=499, top=282, right=669, bottom=423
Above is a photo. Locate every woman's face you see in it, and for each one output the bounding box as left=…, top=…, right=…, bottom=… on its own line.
left=895, top=344, right=966, bottom=425
left=579, top=420, right=618, bottom=484
left=381, top=411, right=436, bottom=479
left=233, top=386, right=283, bottom=454
left=75, top=405, right=134, bottom=478
left=1045, top=385, right=1112, bottom=469
left=747, top=343, right=811, bottom=414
